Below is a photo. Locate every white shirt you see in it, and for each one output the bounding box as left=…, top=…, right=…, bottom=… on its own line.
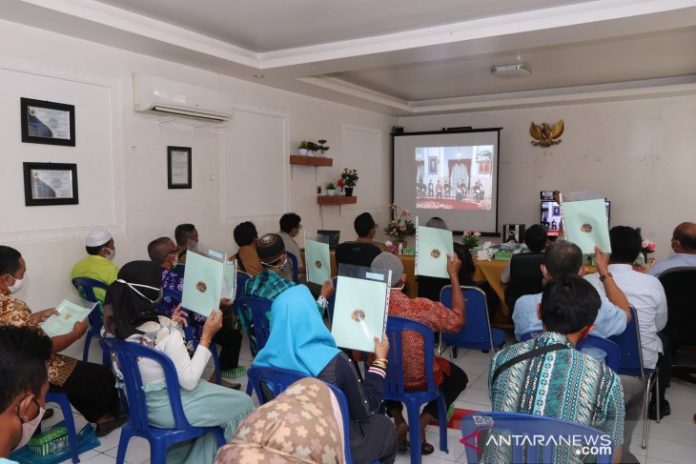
left=127, top=327, right=211, bottom=391
left=648, top=252, right=696, bottom=277
left=585, top=264, right=668, bottom=369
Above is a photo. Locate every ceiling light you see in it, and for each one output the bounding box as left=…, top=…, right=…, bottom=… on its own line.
left=491, top=63, right=531, bottom=77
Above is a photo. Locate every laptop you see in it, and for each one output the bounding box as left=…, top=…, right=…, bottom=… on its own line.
left=317, top=230, right=340, bottom=249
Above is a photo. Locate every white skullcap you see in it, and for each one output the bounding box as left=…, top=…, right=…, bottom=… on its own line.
left=85, top=229, right=112, bottom=247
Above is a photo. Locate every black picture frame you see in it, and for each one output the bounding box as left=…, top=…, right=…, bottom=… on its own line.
left=167, top=146, right=192, bottom=189
left=23, top=162, right=79, bottom=206
left=20, top=98, right=76, bottom=146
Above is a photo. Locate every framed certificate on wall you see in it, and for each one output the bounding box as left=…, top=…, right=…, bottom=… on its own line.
left=23, top=162, right=79, bottom=206
left=167, top=146, right=192, bottom=189
left=21, top=98, right=76, bottom=146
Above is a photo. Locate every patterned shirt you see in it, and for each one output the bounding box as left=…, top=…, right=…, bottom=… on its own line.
left=486, top=332, right=624, bottom=463
left=0, top=293, right=77, bottom=386
left=388, top=289, right=464, bottom=390
left=160, top=269, right=207, bottom=341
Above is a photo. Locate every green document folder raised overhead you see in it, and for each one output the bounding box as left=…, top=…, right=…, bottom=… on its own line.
left=305, top=239, right=331, bottom=285
left=561, top=199, right=612, bottom=254
left=415, top=226, right=454, bottom=279
left=182, top=251, right=236, bottom=318
left=41, top=300, right=95, bottom=337
left=331, top=275, right=390, bottom=352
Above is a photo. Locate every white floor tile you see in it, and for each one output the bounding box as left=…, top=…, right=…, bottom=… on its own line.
left=95, top=427, right=123, bottom=453
left=645, top=436, right=696, bottom=463
left=103, top=436, right=150, bottom=464
left=57, top=449, right=100, bottom=464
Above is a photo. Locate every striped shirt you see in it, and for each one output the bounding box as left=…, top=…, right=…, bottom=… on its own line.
left=485, top=332, right=624, bottom=463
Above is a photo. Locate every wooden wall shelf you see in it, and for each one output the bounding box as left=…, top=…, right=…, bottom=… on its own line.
left=289, top=155, right=333, bottom=167
left=317, top=195, right=357, bottom=205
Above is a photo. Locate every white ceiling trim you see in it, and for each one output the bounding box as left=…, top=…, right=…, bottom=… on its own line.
left=296, top=76, right=411, bottom=112
left=257, top=0, right=696, bottom=69
left=19, top=0, right=260, bottom=68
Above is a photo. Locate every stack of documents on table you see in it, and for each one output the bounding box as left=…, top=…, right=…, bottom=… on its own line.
left=561, top=199, right=611, bottom=254
left=181, top=250, right=236, bottom=317
left=331, top=266, right=391, bottom=352
left=415, top=226, right=454, bottom=278
left=41, top=300, right=95, bottom=337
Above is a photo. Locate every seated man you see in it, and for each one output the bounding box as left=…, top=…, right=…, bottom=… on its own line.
left=1, top=246, right=123, bottom=437
left=0, top=325, right=52, bottom=459
left=336, top=212, right=387, bottom=268
left=487, top=276, right=625, bottom=463
left=648, top=222, right=696, bottom=276
left=148, top=237, right=245, bottom=383
left=233, top=221, right=262, bottom=276
left=70, top=229, right=119, bottom=302
left=174, top=223, right=198, bottom=265
left=513, top=240, right=631, bottom=343
left=586, top=226, right=669, bottom=423
left=278, top=213, right=305, bottom=280
left=372, top=252, right=468, bottom=455
left=502, top=225, right=548, bottom=310
left=243, top=234, right=333, bottom=352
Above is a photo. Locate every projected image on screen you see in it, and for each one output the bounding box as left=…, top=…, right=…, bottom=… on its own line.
left=415, top=145, right=493, bottom=211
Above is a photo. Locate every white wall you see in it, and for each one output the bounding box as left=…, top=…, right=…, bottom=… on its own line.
left=398, top=95, right=696, bottom=260
left=0, top=19, right=394, bottom=353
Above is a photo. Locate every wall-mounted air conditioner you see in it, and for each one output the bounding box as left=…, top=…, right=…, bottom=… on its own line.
left=133, top=74, right=233, bottom=122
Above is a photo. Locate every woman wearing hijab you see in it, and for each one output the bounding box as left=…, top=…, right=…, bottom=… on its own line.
left=105, top=261, right=253, bottom=464
left=252, top=285, right=397, bottom=464
left=215, top=377, right=345, bottom=464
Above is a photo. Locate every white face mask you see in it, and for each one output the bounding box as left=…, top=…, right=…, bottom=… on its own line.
left=103, top=247, right=115, bottom=260
left=13, top=400, right=45, bottom=451
left=8, top=277, right=24, bottom=294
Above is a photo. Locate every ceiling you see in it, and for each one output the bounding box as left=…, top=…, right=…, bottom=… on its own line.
left=4, top=0, right=696, bottom=115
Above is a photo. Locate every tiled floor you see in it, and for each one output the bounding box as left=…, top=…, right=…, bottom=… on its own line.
left=51, top=342, right=696, bottom=464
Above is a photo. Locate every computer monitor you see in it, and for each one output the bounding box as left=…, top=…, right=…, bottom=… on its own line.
left=317, top=230, right=340, bottom=249
left=540, top=192, right=610, bottom=237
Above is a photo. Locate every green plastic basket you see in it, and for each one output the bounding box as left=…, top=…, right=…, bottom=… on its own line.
left=27, top=425, right=69, bottom=457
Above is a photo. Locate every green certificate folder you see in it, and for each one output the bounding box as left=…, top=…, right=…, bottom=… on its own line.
left=41, top=300, right=95, bottom=337
left=305, top=239, right=331, bottom=285
left=415, top=226, right=454, bottom=278
left=561, top=199, right=612, bottom=254
left=331, top=275, right=389, bottom=352
left=182, top=251, right=235, bottom=317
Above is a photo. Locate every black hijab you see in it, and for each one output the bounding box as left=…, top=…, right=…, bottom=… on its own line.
left=105, top=260, right=163, bottom=339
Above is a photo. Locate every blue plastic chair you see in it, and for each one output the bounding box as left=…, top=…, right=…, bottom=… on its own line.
left=576, top=334, right=621, bottom=372
left=461, top=412, right=614, bottom=463
left=440, top=285, right=506, bottom=355
left=286, top=253, right=300, bottom=283
left=326, top=276, right=339, bottom=324
left=384, top=317, right=448, bottom=464
left=519, top=330, right=543, bottom=342
left=100, top=337, right=225, bottom=464
left=247, top=366, right=375, bottom=464
left=608, top=306, right=659, bottom=448
left=71, top=277, right=109, bottom=363
left=156, top=287, right=221, bottom=384
left=45, top=392, right=80, bottom=463
left=235, top=296, right=273, bottom=355
left=236, top=271, right=252, bottom=298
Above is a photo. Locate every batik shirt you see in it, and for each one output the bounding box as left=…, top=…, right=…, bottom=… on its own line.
left=485, top=332, right=624, bottom=463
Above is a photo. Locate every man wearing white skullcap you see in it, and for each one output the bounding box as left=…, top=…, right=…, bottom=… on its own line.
left=70, top=229, right=119, bottom=302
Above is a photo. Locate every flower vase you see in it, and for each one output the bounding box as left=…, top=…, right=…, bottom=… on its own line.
left=345, top=187, right=354, bottom=197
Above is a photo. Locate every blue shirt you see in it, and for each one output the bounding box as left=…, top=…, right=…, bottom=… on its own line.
left=648, top=252, right=696, bottom=277
left=513, top=291, right=627, bottom=360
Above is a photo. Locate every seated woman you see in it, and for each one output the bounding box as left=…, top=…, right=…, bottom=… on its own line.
left=105, top=261, right=253, bottom=464
left=215, top=377, right=345, bottom=464
left=253, top=285, right=397, bottom=464
left=0, top=245, right=123, bottom=437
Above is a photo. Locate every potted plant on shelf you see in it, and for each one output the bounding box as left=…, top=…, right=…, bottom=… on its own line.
left=318, top=139, right=330, bottom=155
left=340, top=168, right=359, bottom=196
left=326, top=182, right=337, bottom=196
left=307, top=141, right=320, bottom=156
left=298, top=140, right=309, bottom=156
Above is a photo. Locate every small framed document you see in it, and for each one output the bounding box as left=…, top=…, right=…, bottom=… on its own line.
left=23, top=162, right=79, bottom=206
left=21, top=98, right=76, bottom=146
left=167, top=146, right=192, bottom=189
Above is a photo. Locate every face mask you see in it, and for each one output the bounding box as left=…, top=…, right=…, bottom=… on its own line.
left=117, top=279, right=163, bottom=304
left=103, top=247, right=115, bottom=260
left=8, top=276, right=24, bottom=294
left=13, top=399, right=45, bottom=451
